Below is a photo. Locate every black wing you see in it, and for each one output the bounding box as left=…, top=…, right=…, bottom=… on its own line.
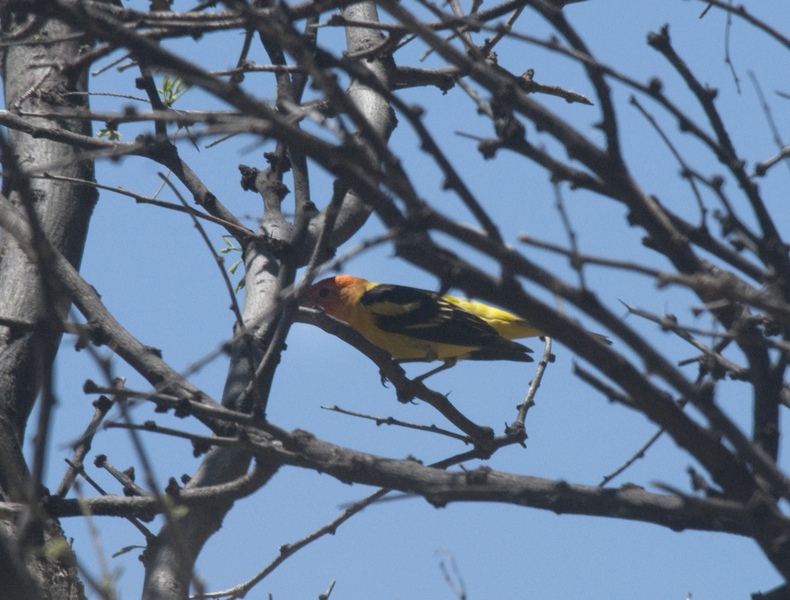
left=359, top=284, right=532, bottom=361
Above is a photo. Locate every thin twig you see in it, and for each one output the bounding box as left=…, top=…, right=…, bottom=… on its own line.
left=34, top=173, right=253, bottom=239
left=157, top=173, right=245, bottom=329
left=456, top=78, right=492, bottom=118
left=65, top=459, right=154, bottom=542
left=519, top=233, right=664, bottom=279
left=722, top=0, right=740, bottom=93
left=196, top=487, right=390, bottom=599
left=209, top=63, right=304, bottom=77
left=479, top=5, right=524, bottom=54
left=60, top=90, right=149, bottom=103
left=72, top=481, right=120, bottom=600
left=94, top=454, right=151, bottom=497
left=748, top=70, right=790, bottom=178
left=599, top=428, right=664, bottom=487
left=55, top=395, right=115, bottom=498
left=10, top=66, right=54, bottom=111
left=622, top=302, right=749, bottom=379
left=321, top=405, right=469, bottom=442
left=696, top=0, right=790, bottom=52
left=514, top=336, right=553, bottom=430
left=553, top=182, right=586, bottom=290
left=91, top=52, right=131, bottom=76
left=629, top=96, right=707, bottom=225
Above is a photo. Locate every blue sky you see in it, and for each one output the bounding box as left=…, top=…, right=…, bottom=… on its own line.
left=14, top=0, right=790, bottom=598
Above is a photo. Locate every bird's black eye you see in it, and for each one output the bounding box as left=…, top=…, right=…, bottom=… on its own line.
left=318, top=288, right=330, bottom=298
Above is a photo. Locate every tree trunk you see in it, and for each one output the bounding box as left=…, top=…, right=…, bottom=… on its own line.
left=0, top=9, right=98, bottom=600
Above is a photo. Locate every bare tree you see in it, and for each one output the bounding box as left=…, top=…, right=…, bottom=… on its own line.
left=0, top=0, right=788, bottom=598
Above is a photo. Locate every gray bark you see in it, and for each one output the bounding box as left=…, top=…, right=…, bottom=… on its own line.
left=0, top=9, right=97, bottom=600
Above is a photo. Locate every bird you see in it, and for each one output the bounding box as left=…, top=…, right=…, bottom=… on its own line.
left=303, top=275, right=542, bottom=380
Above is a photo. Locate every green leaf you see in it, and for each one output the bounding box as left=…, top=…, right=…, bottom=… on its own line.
left=222, top=236, right=242, bottom=252
left=98, top=128, right=122, bottom=141
left=112, top=545, right=145, bottom=558
left=228, top=258, right=243, bottom=275
left=157, top=75, right=191, bottom=108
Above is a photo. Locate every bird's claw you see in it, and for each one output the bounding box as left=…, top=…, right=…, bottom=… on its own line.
left=379, top=370, right=390, bottom=388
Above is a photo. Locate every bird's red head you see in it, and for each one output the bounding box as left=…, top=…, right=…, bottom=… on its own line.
left=304, top=275, right=368, bottom=321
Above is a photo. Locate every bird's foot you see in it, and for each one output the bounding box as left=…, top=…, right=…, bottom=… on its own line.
left=413, top=358, right=458, bottom=384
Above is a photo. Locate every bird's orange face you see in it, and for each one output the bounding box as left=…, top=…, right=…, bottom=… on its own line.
left=304, top=276, right=362, bottom=321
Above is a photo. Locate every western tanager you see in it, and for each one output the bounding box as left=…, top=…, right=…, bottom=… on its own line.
left=305, top=275, right=542, bottom=377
